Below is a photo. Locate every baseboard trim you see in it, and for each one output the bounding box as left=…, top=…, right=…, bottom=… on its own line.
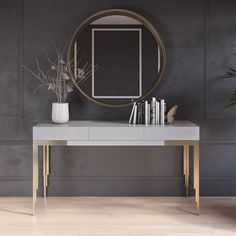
left=0, top=176, right=236, bottom=196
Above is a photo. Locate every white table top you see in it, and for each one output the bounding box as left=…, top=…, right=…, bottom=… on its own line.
left=33, top=121, right=199, bottom=144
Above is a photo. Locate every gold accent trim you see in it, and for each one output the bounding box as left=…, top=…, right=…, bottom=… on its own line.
left=46, top=145, right=49, bottom=185
left=165, top=140, right=198, bottom=146
left=34, top=140, right=67, bottom=146
left=194, top=142, right=200, bottom=214
left=43, top=145, right=50, bottom=198
left=32, top=142, right=38, bottom=215
left=43, top=146, right=46, bottom=198
left=183, top=145, right=189, bottom=197
left=67, top=9, right=166, bottom=108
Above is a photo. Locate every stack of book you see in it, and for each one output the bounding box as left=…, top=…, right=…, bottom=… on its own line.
left=129, top=98, right=166, bottom=125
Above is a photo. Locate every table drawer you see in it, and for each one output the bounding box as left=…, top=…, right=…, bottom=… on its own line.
left=144, top=126, right=199, bottom=140
left=33, top=127, right=88, bottom=140
left=89, top=127, right=143, bottom=140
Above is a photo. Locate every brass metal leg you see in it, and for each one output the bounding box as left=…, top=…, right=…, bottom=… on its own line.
left=46, top=146, right=50, bottom=191
left=193, top=142, right=200, bottom=214
left=43, top=146, right=46, bottom=198
left=183, top=145, right=189, bottom=197
left=186, top=145, right=189, bottom=197
left=183, top=145, right=186, bottom=178
left=33, top=142, right=39, bottom=215
left=43, top=145, right=50, bottom=198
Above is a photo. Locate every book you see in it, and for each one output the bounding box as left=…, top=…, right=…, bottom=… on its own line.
left=160, top=99, right=165, bottom=125
left=155, top=100, right=160, bottom=125
left=164, top=101, right=167, bottom=124
left=133, top=104, right=137, bottom=124
left=145, top=101, right=148, bottom=125
left=151, top=97, right=156, bottom=125
left=137, top=102, right=142, bottom=124
left=141, top=100, right=145, bottom=124
left=128, top=98, right=167, bottom=126
left=147, top=103, right=151, bottom=124
left=129, top=102, right=136, bottom=124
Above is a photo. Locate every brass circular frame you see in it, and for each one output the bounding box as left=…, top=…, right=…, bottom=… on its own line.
left=67, top=9, right=166, bottom=108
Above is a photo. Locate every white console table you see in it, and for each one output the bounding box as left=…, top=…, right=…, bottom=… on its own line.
left=32, top=121, right=200, bottom=215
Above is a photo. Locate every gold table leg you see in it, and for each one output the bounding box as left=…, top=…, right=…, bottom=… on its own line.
left=33, top=141, right=65, bottom=215
left=166, top=140, right=200, bottom=214
left=33, top=142, right=38, bottom=215
left=43, top=146, right=46, bottom=198
left=183, top=145, right=189, bottom=197
left=45, top=145, right=49, bottom=196
left=183, top=146, right=186, bottom=180
left=46, top=145, right=50, bottom=187
left=193, top=141, right=200, bottom=214
left=43, top=145, right=50, bottom=198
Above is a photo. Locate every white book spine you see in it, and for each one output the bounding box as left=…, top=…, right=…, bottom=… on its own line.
left=156, top=101, right=160, bottom=125
left=147, top=104, right=151, bottom=125
left=160, top=99, right=165, bottom=125
left=164, top=102, right=166, bottom=124
left=145, top=101, right=148, bottom=125
left=133, top=105, right=137, bottom=125
left=129, top=102, right=136, bottom=124
left=151, top=97, right=156, bottom=125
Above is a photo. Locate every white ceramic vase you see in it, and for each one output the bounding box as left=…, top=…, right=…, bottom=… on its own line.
left=52, top=103, right=69, bottom=124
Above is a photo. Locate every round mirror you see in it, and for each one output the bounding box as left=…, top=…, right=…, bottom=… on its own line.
left=67, top=9, right=166, bottom=107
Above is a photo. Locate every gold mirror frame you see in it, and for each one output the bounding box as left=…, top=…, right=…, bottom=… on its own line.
left=67, top=9, right=166, bottom=108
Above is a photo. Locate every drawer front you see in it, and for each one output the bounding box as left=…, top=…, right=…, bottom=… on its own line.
left=89, top=127, right=143, bottom=140
left=33, top=127, right=88, bottom=140
left=144, top=127, right=199, bottom=141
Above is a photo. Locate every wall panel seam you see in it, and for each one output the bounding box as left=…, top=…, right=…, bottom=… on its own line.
left=203, top=0, right=208, bottom=118
left=18, top=0, right=24, bottom=118
left=0, top=176, right=236, bottom=181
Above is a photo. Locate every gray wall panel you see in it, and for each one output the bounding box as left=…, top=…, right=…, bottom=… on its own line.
left=207, top=0, right=236, bottom=118
left=0, top=145, right=31, bottom=176
left=0, top=0, right=20, bottom=116
left=0, top=0, right=235, bottom=196
left=50, top=146, right=182, bottom=177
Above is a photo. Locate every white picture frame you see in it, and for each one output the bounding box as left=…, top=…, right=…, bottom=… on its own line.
left=91, top=28, right=142, bottom=99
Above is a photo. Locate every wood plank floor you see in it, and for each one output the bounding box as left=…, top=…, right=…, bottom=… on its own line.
left=0, top=197, right=235, bottom=236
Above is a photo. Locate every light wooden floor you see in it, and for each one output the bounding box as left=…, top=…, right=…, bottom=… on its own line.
left=0, top=197, right=236, bottom=236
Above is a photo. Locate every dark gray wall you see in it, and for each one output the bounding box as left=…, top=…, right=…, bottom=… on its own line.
left=0, top=0, right=236, bottom=196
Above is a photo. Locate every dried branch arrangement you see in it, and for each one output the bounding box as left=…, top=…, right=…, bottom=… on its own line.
left=23, top=43, right=96, bottom=103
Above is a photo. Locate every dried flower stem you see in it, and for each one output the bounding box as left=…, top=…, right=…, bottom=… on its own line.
left=23, top=42, right=97, bottom=103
